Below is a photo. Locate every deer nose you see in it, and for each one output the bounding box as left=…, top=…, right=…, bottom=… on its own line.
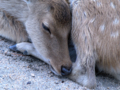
left=61, top=66, right=72, bottom=76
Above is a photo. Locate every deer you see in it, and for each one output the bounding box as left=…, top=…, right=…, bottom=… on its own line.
left=68, top=0, right=120, bottom=89
left=0, top=0, right=72, bottom=76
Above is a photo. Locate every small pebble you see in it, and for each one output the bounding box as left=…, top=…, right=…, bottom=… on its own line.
left=27, top=81, right=31, bottom=84
left=62, top=80, right=64, bottom=83
left=31, top=73, right=35, bottom=77
left=55, top=82, right=59, bottom=84
left=4, top=50, right=8, bottom=54
left=48, top=71, right=52, bottom=74
left=6, top=52, right=11, bottom=56
left=27, top=64, right=32, bottom=68
left=49, top=74, right=54, bottom=77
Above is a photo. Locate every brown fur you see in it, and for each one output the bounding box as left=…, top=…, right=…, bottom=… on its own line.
left=0, top=10, right=28, bottom=43
left=69, top=0, right=120, bottom=89
left=0, top=0, right=72, bottom=76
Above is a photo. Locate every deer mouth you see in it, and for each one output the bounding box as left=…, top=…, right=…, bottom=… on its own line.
left=49, top=65, right=61, bottom=76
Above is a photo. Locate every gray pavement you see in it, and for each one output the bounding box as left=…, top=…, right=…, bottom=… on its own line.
left=0, top=36, right=120, bottom=90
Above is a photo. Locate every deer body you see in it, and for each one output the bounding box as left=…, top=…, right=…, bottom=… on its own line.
left=69, top=0, right=120, bottom=89
left=0, top=0, right=72, bottom=76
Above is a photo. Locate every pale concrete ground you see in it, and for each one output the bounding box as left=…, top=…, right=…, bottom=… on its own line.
left=0, top=36, right=120, bottom=90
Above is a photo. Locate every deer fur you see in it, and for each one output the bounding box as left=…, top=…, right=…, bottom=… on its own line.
left=0, top=0, right=72, bottom=76
left=68, top=0, right=120, bottom=89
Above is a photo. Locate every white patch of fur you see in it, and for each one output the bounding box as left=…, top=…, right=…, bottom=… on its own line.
left=110, top=2, right=115, bottom=9
left=69, top=0, right=74, bottom=4
left=111, top=31, right=119, bottom=38
left=70, top=61, right=96, bottom=89
left=84, top=11, right=87, bottom=17
left=96, top=1, right=102, bottom=7
left=91, top=0, right=96, bottom=2
left=90, top=18, right=95, bottom=23
left=113, top=18, right=119, bottom=25
left=99, top=24, right=105, bottom=32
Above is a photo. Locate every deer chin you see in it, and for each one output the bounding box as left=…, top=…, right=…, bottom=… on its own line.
left=49, top=65, right=61, bottom=76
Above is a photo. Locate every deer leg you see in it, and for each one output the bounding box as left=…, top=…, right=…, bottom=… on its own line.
left=9, top=42, right=50, bottom=64
left=9, top=42, right=38, bottom=57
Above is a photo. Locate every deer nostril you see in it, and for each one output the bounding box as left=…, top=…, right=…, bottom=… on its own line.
left=61, top=66, right=72, bottom=76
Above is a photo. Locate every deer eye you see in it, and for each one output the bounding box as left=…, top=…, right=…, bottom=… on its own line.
left=42, top=23, right=51, bottom=34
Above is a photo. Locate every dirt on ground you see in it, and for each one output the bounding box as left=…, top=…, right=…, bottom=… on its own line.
left=0, top=36, right=120, bottom=90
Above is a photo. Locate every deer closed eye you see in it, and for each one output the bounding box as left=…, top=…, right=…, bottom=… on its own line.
left=42, top=23, right=51, bottom=34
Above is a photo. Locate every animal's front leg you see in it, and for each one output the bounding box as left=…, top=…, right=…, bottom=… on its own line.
left=9, top=42, right=46, bottom=62
left=9, top=42, right=34, bottom=55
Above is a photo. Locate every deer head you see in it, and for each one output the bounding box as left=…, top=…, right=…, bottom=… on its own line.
left=24, top=0, right=72, bottom=76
